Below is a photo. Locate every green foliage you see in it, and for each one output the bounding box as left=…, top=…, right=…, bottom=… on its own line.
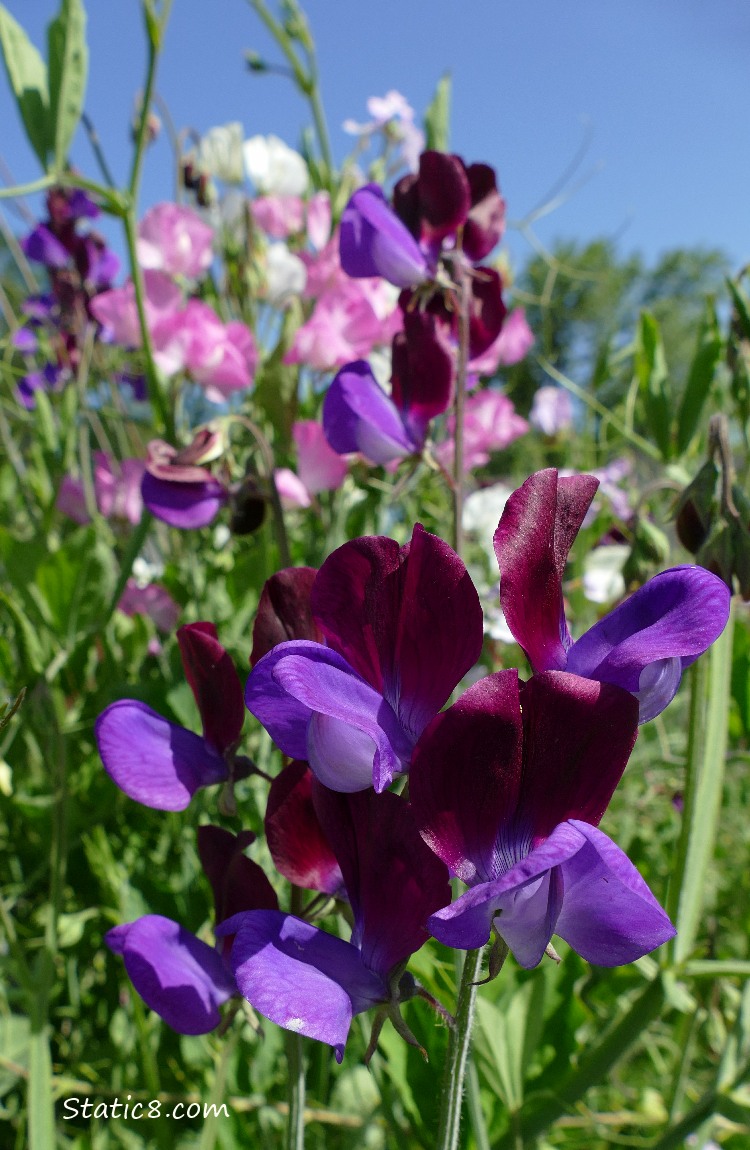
left=424, top=74, right=451, bottom=153
left=47, top=0, right=88, bottom=172
left=0, top=4, right=51, bottom=168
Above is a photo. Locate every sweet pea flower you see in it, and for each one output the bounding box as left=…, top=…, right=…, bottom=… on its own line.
left=494, top=469, right=732, bottom=722
left=410, top=670, right=675, bottom=968
left=469, top=308, right=535, bottom=376
left=107, top=826, right=278, bottom=1034
left=244, top=134, right=308, bottom=196
left=265, top=761, right=344, bottom=895
left=285, top=280, right=401, bottom=371
left=117, top=580, right=181, bottom=633
left=136, top=203, right=214, bottom=279
left=246, top=525, right=483, bottom=792
left=251, top=195, right=305, bottom=238
left=264, top=243, right=307, bottom=306
left=56, top=453, right=144, bottom=525
left=436, top=388, right=528, bottom=472
left=141, top=430, right=229, bottom=529
left=96, top=622, right=245, bottom=810
left=197, top=122, right=245, bottom=184
left=275, top=421, right=349, bottom=508
left=249, top=566, right=324, bottom=667
left=306, top=192, right=331, bottom=250
left=217, top=785, right=450, bottom=1060
left=529, top=386, right=574, bottom=436
left=90, top=269, right=183, bottom=352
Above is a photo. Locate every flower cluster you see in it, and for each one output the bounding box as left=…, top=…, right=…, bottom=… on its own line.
left=100, top=468, right=731, bottom=1060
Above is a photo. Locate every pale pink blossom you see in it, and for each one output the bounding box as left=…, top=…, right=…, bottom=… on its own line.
left=299, top=233, right=347, bottom=298
left=294, top=420, right=348, bottom=494
left=437, top=389, right=528, bottom=471
left=343, top=90, right=425, bottom=172
left=90, top=270, right=182, bottom=349
left=529, top=386, right=573, bottom=436
left=469, top=308, right=534, bottom=376
left=117, top=579, right=181, bottom=632
left=157, top=301, right=257, bottom=402
left=251, top=195, right=305, bottom=238
left=137, top=203, right=214, bottom=279
left=306, top=192, right=331, bottom=250
left=274, top=467, right=312, bottom=509
left=284, top=281, right=401, bottom=371
left=56, top=453, right=145, bottom=525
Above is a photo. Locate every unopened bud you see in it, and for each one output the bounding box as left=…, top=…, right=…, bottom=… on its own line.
left=675, top=460, right=718, bottom=554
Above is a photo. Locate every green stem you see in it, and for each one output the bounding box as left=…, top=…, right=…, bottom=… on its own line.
left=102, top=511, right=154, bottom=627
left=667, top=599, right=736, bottom=964
left=285, top=1032, right=306, bottom=1150
left=435, top=947, right=487, bottom=1150
left=122, top=210, right=173, bottom=437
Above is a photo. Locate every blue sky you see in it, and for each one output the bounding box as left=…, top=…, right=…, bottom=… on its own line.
left=1, top=0, right=749, bottom=271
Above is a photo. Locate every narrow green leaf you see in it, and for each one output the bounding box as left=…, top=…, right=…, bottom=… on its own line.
left=0, top=6, right=50, bottom=168
left=424, top=73, right=451, bottom=152
left=635, top=311, right=673, bottom=459
left=669, top=601, right=735, bottom=964
left=676, top=300, right=722, bottom=455
left=47, top=0, right=88, bottom=171
left=28, top=1028, right=55, bottom=1150
left=727, top=277, right=750, bottom=342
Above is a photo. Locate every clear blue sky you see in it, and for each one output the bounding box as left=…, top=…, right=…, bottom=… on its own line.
left=2, top=0, right=749, bottom=271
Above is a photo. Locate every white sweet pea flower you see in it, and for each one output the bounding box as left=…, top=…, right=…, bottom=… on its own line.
left=582, top=544, right=630, bottom=604
left=463, top=483, right=514, bottom=565
left=198, top=122, right=245, bottom=184
left=243, top=134, right=308, bottom=196
left=265, top=243, right=307, bottom=306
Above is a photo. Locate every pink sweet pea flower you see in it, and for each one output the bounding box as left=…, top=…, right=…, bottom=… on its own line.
left=437, top=389, right=528, bottom=471
left=530, top=386, right=574, bottom=436
left=274, top=421, right=349, bottom=509
left=117, top=580, right=181, bottom=632
left=90, top=270, right=183, bottom=350
left=251, top=196, right=305, bottom=239
left=156, top=301, right=258, bottom=401
left=469, top=308, right=534, bottom=376
left=306, top=192, right=331, bottom=251
left=137, top=203, right=214, bottom=279
left=285, top=281, right=401, bottom=371
left=56, top=453, right=145, bottom=524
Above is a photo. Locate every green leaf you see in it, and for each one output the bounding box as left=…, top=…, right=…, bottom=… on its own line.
left=635, top=311, right=673, bottom=459
left=424, top=73, right=451, bottom=152
left=28, top=1028, right=55, bottom=1150
left=676, top=300, right=722, bottom=455
left=0, top=6, right=50, bottom=168
left=47, top=0, right=88, bottom=171
left=474, top=976, right=546, bottom=1114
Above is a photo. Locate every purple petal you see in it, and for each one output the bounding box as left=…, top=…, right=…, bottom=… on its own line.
left=340, top=184, right=429, bottom=288
left=246, top=641, right=410, bottom=792
left=323, top=360, right=418, bottom=464
left=197, top=825, right=278, bottom=926
left=566, top=565, right=731, bottom=720
left=517, top=672, right=639, bottom=839
left=106, top=915, right=235, bottom=1034
left=21, top=224, right=70, bottom=268
left=467, top=269, right=508, bottom=357
left=555, top=821, right=675, bottom=965
left=390, top=308, right=454, bottom=430
left=415, top=152, right=471, bottom=240
left=428, top=823, right=582, bottom=965
left=95, top=700, right=228, bottom=810
left=313, top=786, right=451, bottom=981
left=177, top=622, right=245, bottom=753
left=141, top=471, right=227, bottom=529
left=265, top=762, right=344, bottom=895
left=219, top=910, right=386, bottom=1061
left=494, top=469, right=599, bottom=671
left=410, top=671, right=524, bottom=884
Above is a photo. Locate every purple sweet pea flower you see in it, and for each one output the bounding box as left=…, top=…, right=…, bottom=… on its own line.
left=141, top=431, right=229, bottom=529
left=410, top=669, right=675, bottom=968
left=217, top=785, right=450, bottom=1060
left=246, top=524, right=484, bottom=792
left=96, top=622, right=245, bottom=809
left=494, top=469, right=731, bottom=721
left=340, top=184, right=431, bottom=288
left=107, top=826, right=278, bottom=1034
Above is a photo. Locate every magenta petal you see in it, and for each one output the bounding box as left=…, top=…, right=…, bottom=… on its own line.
left=141, top=472, right=227, bottom=528
left=250, top=567, right=323, bottom=667
left=197, top=826, right=278, bottom=925
left=323, top=360, right=418, bottom=464
left=416, top=152, right=471, bottom=240
left=462, top=163, right=506, bottom=262
left=390, top=308, right=454, bottom=429
left=518, top=672, right=638, bottom=839
left=494, top=469, right=599, bottom=671
left=265, top=762, right=344, bottom=895
left=313, top=786, right=451, bottom=980
left=467, top=269, right=508, bottom=357
left=555, top=821, right=676, bottom=965
left=340, top=184, right=429, bottom=288
left=410, top=671, right=523, bottom=884
left=219, top=910, right=386, bottom=1061
left=95, top=700, right=228, bottom=810
left=106, top=915, right=235, bottom=1034
left=428, top=824, right=581, bottom=965
left=566, top=565, right=731, bottom=719
left=177, top=623, right=245, bottom=752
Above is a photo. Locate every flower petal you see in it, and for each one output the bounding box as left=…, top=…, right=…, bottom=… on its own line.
left=323, top=360, right=417, bottom=464
left=95, top=700, right=227, bottom=810
left=197, top=825, right=278, bottom=926
left=494, top=469, right=599, bottom=671
left=177, top=622, right=245, bottom=753
left=106, top=915, right=235, bottom=1034
left=250, top=567, right=323, bottom=667
left=141, top=472, right=227, bottom=529
left=265, top=762, right=344, bottom=894
left=555, top=821, right=676, bottom=965
left=566, top=565, right=731, bottom=719
left=340, top=184, right=429, bottom=288
left=313, top=785, right=451, bottom=981
left=219, top=910, right=386, bottom=1061
left=410, top=671, right=523, bottom=885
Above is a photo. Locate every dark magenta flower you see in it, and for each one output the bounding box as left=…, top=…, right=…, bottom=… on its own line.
left=245, top=525, right=483, bottom=792
left=107, top=826, right=278, bottom=1034
left=217, top=785, right=450, bottom=1060
left=494, top=469, right=731, bottom=721
left=250, top=566, right=324, bottom=666
left=265, top=761, right=344, bottom=895
left=96, top=622, right=245, bottom=810
left=410, top=670, right=675, bottom=967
